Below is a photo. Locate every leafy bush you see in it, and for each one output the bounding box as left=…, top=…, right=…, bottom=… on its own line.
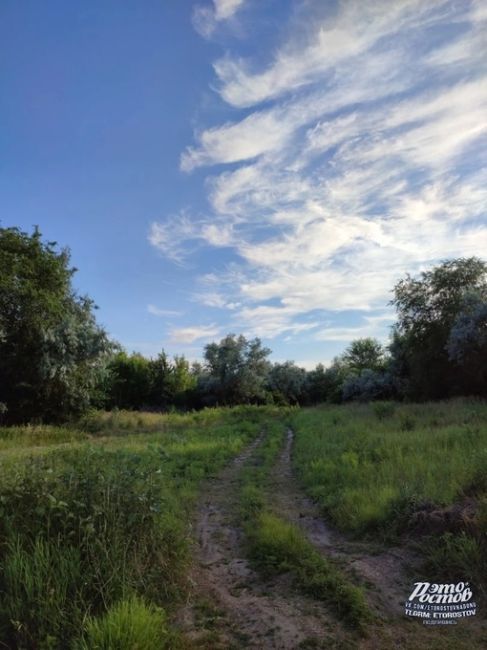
left=342, top=370, right=395, bottom=402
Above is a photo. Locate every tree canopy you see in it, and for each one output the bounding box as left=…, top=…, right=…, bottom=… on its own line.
left=202, top=334, right=271, bottom=405
left=0, top=227, right=112, bottom=422
left=391, top=257, right=487, bottom=399
left=1, top=229, right=486, bottom=420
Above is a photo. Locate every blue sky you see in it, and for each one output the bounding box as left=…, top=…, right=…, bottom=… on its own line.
left=1, top=0, right=486, bottom=368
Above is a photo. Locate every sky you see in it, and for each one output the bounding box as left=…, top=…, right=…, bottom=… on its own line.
left=1, top=0, right=486, bottom=368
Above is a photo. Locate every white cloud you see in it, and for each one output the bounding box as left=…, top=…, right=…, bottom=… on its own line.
left=169, top=324, right=221, bottom=344
left=180, top=108, right=295, bottom=172
left=315, top=313, right=396, bottom=343
left=148, top=214, right=198, bottom=263
left=151, top=0, right=487, bottom=344
left=193, top=0, right=246, bottom=38
left=213, top=0, right=452, bottom=107
left=147, top=305, right=183, bottom=317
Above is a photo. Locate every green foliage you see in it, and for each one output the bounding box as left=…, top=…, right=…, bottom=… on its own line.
left=267, top=361, right=307, bottom=405
left=76, top=595, right=169, bottom=650
left=391, top=257, right=487, bottom=399
left=106, top=352, right=153, bottom=409
left=342, top=338, right=385, bottom=374
left=104, top=351, right=198, bottom=411
left=0, top=407, right=267, bottom=649
left=203, top=334, right=271, bottom=405
left=291, top=400, right=487, bottom=534
left=0, top=538, right=84, bottom=649
left=447, top=293, right=487, bottom=394
left=0, top=226, right=112, bottom=423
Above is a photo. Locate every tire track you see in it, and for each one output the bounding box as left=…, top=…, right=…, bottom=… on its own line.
left=267, top=429, right=419, bottom=620
left=177, top=431, right=347, bottom=649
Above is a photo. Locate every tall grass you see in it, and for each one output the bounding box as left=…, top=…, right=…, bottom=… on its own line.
left=0, top=407, right=271, bottom=649
left=292, top=399, right=487, bottom=533
left=291, top=399, right=487, bottom=593
left=76, top=595, right=169, bottom=650
left=0, top=424, right=87, bottom=450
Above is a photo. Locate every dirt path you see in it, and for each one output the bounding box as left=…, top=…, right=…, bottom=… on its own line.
left=177, top=428, right=487, bottom=649
left=267, top=429, right=418, bottom=621
left=177, top=432, right=349, bottom=649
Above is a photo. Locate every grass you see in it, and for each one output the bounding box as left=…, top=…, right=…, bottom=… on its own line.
left=247, top=512, right=370, bottom=630
left=291, top=399, right=487, bottom=533
left=0, top=424, right=87, bottom=451
left=291, top=398, right=487, bottom=593
left=0, top=406, right=278, bottom=649
left=1, top=400, right=486, bottom=647
left=75, top=594, right=169, bottom=650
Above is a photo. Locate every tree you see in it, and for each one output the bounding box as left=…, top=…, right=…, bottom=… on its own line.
left=342, top=369, right=395, bottom=402
left=391, top=257, right=487, bottom=399
left=267, top=361, right=307, bottom=405
left=446, top=293, right=487, bottom=394
left=342, top=338, right=385, bottom=374
left=203, top=334, right=271, bottom=405
left=0, top=227, right=112, bottom=422
left=305, top=363, right=329, bottom=403
left=107, top=352, right=152, bottom=409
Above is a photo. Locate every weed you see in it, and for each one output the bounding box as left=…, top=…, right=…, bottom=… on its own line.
left=75, top=594, right=169, bottom=650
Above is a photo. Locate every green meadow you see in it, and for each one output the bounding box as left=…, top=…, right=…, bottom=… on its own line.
left=0, top=407, right=274, bottom=649
left=0, top=401, right=486, bottom=648
left=292, top=399, right=487, bottom=588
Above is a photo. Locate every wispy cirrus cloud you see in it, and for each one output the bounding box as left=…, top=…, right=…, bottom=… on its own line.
left=193, top=0, right=246, bottom=38
left=169, top=323, right=221, bottom=344
left=147, top=304, right=183, bottom=317
left=150, top=0, right=487, bottom=346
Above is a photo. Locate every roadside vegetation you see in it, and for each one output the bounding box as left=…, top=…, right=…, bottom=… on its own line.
left=0, top=407, right=273, bottom=649
left=291, top=400, right=487, bottom=592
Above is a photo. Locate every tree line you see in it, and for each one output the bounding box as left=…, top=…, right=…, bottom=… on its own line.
left=1, top=226, right=486, bottom=423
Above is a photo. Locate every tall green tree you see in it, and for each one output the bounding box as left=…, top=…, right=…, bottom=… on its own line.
left=342, top=338, right=385, bottom=374
left=391, top=257, right=487, bottom=399
left=203, top=334, right=271, bottom=405
left=107, top=352, right=152, bottom=409
left=0, top=227, right=112, bottom=422
left=267, top=361, right=307, bottom=405
left=446, top=293, right=487, bottom=394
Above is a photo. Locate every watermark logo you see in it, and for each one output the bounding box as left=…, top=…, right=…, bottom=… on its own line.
left=404, top=581, right=476, bottom=625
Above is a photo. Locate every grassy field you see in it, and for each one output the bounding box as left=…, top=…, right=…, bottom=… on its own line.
left=291, top=399, right=487, bottom=590
left=0, top=406, right=277, bottom=649
left=0, top=400, right=485, bottom=648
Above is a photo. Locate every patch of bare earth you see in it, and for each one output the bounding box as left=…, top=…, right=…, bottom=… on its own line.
left=176, top=433, right=349, bottom=649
